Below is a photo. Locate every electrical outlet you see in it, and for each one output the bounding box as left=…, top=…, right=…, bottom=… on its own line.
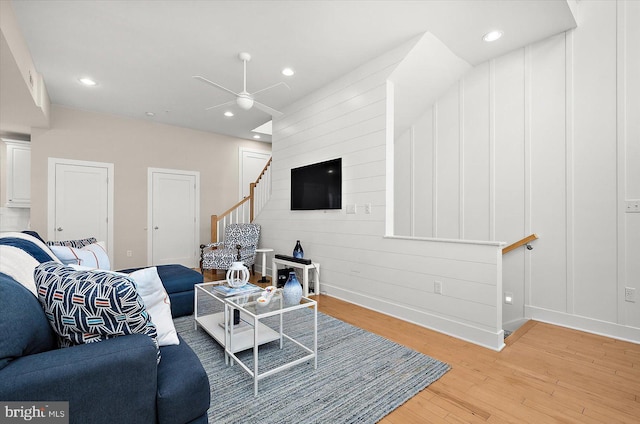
left=625, top=200, right=640, bottom=213
left=126, top=250, right=133, bottom=257
left=434, top=281, right=442, bottom=295
left=364, top=203, right=372, bottom=214
left=625, top=287, right=636, bottom=302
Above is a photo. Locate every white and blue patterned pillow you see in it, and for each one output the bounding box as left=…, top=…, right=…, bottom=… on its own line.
left=47, top=237, right=97, bottom=249
left=49, top=241, right=111, bottom=270
left=34, top=262, right=160, bottom=362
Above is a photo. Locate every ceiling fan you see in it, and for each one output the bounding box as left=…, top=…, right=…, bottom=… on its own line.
left=193, top=52, right=289, bottom=117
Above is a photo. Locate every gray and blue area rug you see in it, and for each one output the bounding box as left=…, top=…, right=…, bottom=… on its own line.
left=174, top=309, right=450, bottom=423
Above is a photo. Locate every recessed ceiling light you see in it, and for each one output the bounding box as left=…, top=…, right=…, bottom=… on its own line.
left=224, top=111, right=234, bottom=117
left=482, top=30, right=503, bottom=42
left=79, top=77, right=97, bottom=86
left=282, top=68, right=295, bottom=76
left=145, top=112, right=155, bottom=117
left=253, top=134, right=261, bottom=139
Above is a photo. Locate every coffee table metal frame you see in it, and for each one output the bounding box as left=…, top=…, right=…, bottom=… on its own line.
left=194, top=281, right=280, bottom=354
left=224, top=292, right=318, bottom=396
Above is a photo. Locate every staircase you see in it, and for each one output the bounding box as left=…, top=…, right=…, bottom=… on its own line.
left=209, top=157, right=272, bottom=243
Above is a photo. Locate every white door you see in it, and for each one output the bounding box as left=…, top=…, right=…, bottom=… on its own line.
left=47, top=158, right=114, bottom=259
left=239, top=148, right=271, bottom=199
left=148, top=168, right=199, bottom=268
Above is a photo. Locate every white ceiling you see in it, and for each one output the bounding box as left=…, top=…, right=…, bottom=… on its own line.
left=8, top=0, right=576, bottom=142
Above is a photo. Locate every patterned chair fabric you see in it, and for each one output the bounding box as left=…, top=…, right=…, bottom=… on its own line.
left=200, top=223, right=260, bottom=274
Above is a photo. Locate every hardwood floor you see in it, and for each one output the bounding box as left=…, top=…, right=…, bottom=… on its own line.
left=317, top=295, right=640, bottom=424
left=202, top=271, right=640, bottom=423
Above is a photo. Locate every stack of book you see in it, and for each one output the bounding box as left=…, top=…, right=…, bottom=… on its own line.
left=212, top=282, right=262, bottom=297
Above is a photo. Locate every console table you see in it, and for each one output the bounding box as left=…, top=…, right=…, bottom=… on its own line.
left=272, top=257, right=320, bottom=297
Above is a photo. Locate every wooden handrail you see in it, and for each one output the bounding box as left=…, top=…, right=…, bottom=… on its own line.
left=210, top=196, right=251, bottom=243
left=249, top=157, right=271, bottom=222
left=210, top=157, right=272, bottom=242
left=255, top=157, right=272, bottom=184
left=502, top=234, right=538, bottom=255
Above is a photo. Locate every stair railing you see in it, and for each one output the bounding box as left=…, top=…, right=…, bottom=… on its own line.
left=210, top=158, right=272, bottom=243
left=502, top=234, right=538, bottom=255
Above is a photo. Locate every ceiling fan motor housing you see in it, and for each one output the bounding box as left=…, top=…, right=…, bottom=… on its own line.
left=236, top=94, right=254, bottom=110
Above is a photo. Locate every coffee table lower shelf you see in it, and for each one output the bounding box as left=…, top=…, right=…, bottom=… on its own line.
left=195, top=312, right=280, bottom=353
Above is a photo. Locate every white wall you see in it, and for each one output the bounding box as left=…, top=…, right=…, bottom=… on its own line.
left=256, top=38, right=506, bottom=350
left=30, top=106, right=270, bottom=269
left=396, top=0, right=640, bottom=340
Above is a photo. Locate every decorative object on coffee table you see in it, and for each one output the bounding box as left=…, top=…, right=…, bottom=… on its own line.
left=282, top=271, right=302, bottom=306
left=225, top=245, right=250, bottom=288
left=226, top=261, right=249, bottom=288
left=293, top=240, right=304, bottom=258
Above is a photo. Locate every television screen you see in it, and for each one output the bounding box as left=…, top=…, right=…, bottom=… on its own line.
left=291, top=158, right=342, bottom=210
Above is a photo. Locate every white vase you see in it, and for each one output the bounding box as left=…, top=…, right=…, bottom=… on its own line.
left=226, top=261, right=249, bottom=287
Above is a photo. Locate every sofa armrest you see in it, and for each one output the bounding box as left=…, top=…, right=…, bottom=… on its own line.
left=0, top=334, right=158, bottom=424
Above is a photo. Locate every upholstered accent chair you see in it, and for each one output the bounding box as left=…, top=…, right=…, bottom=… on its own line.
left=199, top=223, right=261, bottom=275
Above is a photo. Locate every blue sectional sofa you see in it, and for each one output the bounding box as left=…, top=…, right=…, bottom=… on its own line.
left=0, top=232, right=210, bottom=424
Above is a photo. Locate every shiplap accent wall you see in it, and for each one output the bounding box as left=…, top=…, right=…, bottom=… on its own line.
left=256, top=37, right=506, bottom=350
left=396, top=0, right=640, bottom=339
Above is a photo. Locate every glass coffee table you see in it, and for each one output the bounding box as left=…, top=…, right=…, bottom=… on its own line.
left=194, top=281, right=278, bottom=354
left=224, top=291, right=317, bottom=396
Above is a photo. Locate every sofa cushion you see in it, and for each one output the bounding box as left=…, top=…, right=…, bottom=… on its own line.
left=118, top=264, right=202, bottom=294
left=156, top=265, right=203, bottom=293
left=49, top=241, right=111, bottom=270
left=0, top=273, right=57, bottom=370
left=129, top=267, right=179, bottom=346
left=33, top=262, right=160, bottom=362
left=157, top=335, right=211, bottom=424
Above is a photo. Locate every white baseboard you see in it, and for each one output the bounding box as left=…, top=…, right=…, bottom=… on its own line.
left=326, top=284, right=506, bottom=351
left=525, top=305, right=640, bottom=344
left=502, top=318, right=529, bottom=333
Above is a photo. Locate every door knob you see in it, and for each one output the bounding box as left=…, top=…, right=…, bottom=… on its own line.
left=154, top=226, right=159, bottom=230
left=57, top=227, right=63, bottom=231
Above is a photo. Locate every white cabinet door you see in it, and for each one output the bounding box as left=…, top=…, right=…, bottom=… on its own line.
left=3, top=139, right=31, bottom=208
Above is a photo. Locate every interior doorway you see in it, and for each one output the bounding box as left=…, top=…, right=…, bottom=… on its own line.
left=239, top=148, right=271, bottom=199
left=147, top=168, right=200, bottom=268
left=47, top=158, right=114, bottom=260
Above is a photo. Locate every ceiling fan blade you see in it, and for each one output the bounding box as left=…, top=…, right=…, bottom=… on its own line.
left=205, top=100, right=235, bottom=111
left=253, top=101, right=283, bottom=118
left=250, top=81, right=291, bottom=96
left=192, top=75, right=239, bottom=97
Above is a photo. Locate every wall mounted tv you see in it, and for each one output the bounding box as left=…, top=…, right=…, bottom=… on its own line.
left=291, top=158, right=342, bottom=210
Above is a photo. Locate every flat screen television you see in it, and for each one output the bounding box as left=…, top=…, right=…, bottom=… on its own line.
left=291, top=158, right=342, bottom=210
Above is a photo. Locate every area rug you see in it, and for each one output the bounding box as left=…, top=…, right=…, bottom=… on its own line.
left=174, top=308, right=450, bottom=423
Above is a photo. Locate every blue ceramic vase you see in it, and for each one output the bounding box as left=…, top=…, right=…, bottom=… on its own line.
left=293, top=240, right=304, bottom=259
left=283, top=271, right=302, bottom=306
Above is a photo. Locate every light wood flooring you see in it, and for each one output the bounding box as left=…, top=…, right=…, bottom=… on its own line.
left=202, top=271, right=640, bottom=423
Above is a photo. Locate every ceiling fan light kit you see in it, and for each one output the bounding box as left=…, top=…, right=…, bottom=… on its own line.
left=236, top=94, right=254, bottom=110
left=193, top=51, right=288, bottom=117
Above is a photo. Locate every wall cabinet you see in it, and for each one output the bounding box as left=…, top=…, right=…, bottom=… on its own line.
left=3, top=139, right=31, bottom=208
